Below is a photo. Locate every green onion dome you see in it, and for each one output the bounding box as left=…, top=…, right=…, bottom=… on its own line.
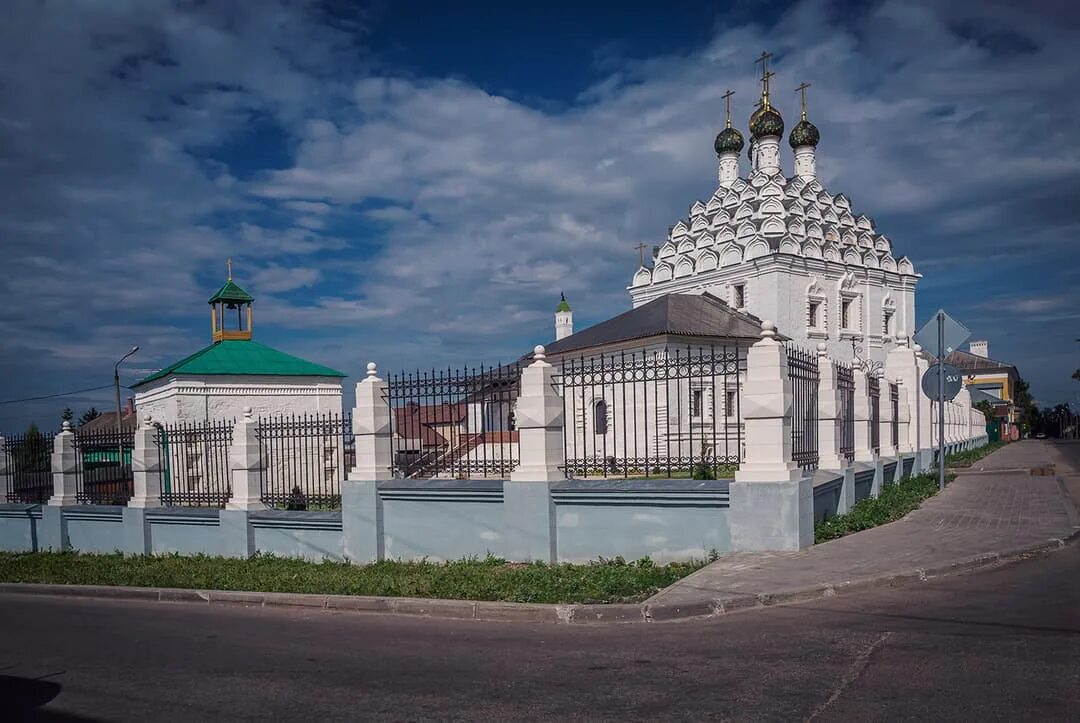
left=789, top=118, right=820, bottom=148
left=714, top=126, right=745, bottom=155
left=749, top=104, right=784, bottom=139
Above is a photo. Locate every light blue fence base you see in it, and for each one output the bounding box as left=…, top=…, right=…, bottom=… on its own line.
left=0, top=479, right=734, bottom=564
left=0, top=505, right=38, bottom=552
left=0, top=458, right=934, bottom=563
left=251, top=511, right=343, bottom=562
left=550, top=480, right=730, bottom=564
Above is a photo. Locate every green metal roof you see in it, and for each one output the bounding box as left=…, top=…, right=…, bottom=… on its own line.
left=556, top=293, right=572, bottom=313
left=208, top=280, right=254, bottom=304
left=133, top=340, right=346, bottom=387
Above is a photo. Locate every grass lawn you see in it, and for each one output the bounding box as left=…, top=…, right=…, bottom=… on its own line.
left=815, top=472, right=956, bottom=544
left=0, top=551, right=712, bottom=605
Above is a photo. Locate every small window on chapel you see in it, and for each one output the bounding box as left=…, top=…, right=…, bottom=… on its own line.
left=841, top=298, right=852, bottom=330
left=809, top=301, right=822, bottom=329
left=691, top=390, right=704, bottom=418
left=883, top=310, right=894, bottom=338
left=593, top=400, right=608, bottom=436
left=733, top=284, right=746, bottom=308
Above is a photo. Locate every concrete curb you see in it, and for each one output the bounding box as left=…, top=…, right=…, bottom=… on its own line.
left=2, top=529, right=1077, bottom=624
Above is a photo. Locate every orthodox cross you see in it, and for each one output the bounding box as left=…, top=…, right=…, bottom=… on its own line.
left=755, top=51, right=774, bottom=106
left=635, top=242, right=648, bottom=267
left=226, top=257, right=233, bottom=281
left=721, top=89, right=735, bottom=128
left=795, top=81, right=812, bottom=121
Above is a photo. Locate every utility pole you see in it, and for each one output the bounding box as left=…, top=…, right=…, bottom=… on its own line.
left=115, top=346, right=139, bottom=473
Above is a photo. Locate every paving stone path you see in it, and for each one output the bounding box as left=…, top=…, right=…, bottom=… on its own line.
left=647, top=440, right=1080, bottom=612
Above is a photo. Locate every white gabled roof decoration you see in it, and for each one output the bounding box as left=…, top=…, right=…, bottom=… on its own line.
left=633, top=154, right=917, bottom=287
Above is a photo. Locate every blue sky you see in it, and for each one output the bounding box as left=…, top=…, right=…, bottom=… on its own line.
left=1, top=0, right=1078, bottom=429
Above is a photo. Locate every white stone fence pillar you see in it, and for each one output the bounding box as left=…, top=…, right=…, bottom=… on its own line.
left=226, top=408, right=266, bottom=511
left=852, top=365, right=875, bottom=463
left=730, top=321, right=812, bottom=551
left=895, top=380, right=911, bottom=454
left=878, top=377, right=897, bottom=458
left=128, top=415, right=164, bottom=508
left=510, top=346, right=564, bottom=482
left=349, top=363, right=393, bottom=481
left=49, top=421, right=78, bottom=507
left=815, top=343, right=847, bottom=471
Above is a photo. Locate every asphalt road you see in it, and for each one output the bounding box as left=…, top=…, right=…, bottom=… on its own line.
left=2, top=545, right=1079, bottom=722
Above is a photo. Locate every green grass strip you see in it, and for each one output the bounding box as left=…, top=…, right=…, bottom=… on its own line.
left=0, top=552, right=711, bottom=605
left=944, top=440, right=1009, bottom=468
left=815, top=472, right=956, bottom=543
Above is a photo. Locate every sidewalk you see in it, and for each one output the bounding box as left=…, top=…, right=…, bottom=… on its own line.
left=644, top=440, right=1080, bottom=620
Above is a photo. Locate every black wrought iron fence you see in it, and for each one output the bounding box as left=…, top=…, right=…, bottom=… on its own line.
left=158, top=419, right=234, bottom=507
left=868, top=375, right=881, bottom=455
left=258, top=412, right=352, bottom=510
left=836, top=361, right=855, bottom=463
left=74, top=427, right=134, bottom=505
left=890, top=382, right=900, bottom=450
left=385, top=363, right=522, bottom=479
left=787, top=345, right=820, bottom=472
left=4, top=429, right=54, bottom=503
left=557, top=346, right=746, bottom=479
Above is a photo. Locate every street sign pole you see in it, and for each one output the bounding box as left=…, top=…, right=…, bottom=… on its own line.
left=937, top=311, right=945, bottom=491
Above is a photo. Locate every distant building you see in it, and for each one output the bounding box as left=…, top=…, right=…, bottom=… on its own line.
left=946, top=340, right=1021, bottom=430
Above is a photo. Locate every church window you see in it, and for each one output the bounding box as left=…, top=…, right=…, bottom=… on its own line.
left=733, top=284, right=746, bottom=309
left=809, top=301, right=821, bottom=329
left=725, top=390, right=737, bottom=418
left=593, top=400, right=608, bottom=436
left=883, top=309, right=894, bottom=338
left=841, top=299, right=852, bottom=330
left=691, top=390, right=703, bottom=419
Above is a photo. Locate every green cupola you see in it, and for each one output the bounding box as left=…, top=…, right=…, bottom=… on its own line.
left=209, top=259, right=254, bottom=342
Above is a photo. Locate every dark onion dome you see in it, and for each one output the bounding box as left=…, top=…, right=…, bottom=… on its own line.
left=714, top=126, right=745, bottom=155
left=789, top=118, right=820, bottom=148
left=749, top=104, right=784, bottom=139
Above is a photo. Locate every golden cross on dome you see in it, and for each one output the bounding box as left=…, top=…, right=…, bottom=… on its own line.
left=226, top=257, right=233, bottom=281
left=721, top=89, right=735, bottom=128
left=755, top=51, right=774, bottom=107
left=635, top=242, right=648, bottom=267
left=795, top=81, right=812, bottom=121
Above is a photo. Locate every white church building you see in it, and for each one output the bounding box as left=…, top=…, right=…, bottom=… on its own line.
left=624, top=68, right=918, bottom=366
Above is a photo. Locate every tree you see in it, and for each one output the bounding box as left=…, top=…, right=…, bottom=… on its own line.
left=78, top=407, right=101, bottom=426
left=1012, top=377, right=1039, bottom=436
left=974, top=400, right=996, bottom=422
left=13, top=422, right=50, bottom=474
left=61, top=406, right=73, bottom=423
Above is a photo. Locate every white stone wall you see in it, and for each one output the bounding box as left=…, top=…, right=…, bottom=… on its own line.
left=135, top=374, right=343, bottom=426
left=630, top=255, right=917, bottom=365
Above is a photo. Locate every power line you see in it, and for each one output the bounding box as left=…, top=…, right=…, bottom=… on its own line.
left=0, top=384, right=132, bottom=406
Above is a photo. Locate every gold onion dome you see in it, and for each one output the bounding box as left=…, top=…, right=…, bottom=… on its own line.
left=789, top=118, right=820, bottom=148
left=749, top=104, right=784, bottom=139
left=714, top=126, right=745, bottom=155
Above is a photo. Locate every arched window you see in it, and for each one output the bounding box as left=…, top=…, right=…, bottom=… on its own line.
left=593, top=400, right=608, bottom=436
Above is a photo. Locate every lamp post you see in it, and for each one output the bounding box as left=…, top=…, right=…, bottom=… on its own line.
left=114, top=346, right=139, bottom=473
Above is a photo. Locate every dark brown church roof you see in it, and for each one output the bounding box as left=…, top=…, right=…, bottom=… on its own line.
left=544, top=292, right=766, bottom=356
left=943, top=349, right=1017, bottom=375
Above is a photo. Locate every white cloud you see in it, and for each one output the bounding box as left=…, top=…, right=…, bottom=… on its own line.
left=3, top=0, right=1080, bottom=426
